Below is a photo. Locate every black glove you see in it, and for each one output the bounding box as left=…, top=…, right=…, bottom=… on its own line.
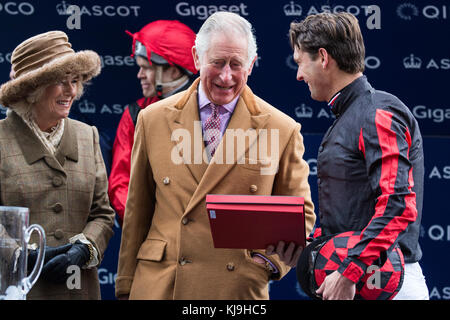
left=27, top=244, right=72, bottom=273
left=41, top=241, right=91, bottom=283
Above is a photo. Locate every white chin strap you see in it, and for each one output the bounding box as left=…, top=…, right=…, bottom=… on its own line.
left=155, top=65, right=189, bottom=98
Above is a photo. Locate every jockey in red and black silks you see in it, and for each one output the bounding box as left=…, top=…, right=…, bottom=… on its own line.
left=312, top=75, right=424, bottom=287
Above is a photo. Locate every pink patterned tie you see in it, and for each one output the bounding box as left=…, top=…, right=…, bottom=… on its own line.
left=204, top=103, right=222, bottom=157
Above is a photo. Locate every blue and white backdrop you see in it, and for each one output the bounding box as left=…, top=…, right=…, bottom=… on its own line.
left=0, top=0, right=448, bottom=300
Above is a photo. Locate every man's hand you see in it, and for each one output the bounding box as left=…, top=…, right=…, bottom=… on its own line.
left=316, top=270, right=356, bottom=300
left=265, top=241, right=303, bottom=267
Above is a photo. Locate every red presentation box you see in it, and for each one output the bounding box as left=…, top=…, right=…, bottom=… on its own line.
left=205, top=194, right=305, bottom=249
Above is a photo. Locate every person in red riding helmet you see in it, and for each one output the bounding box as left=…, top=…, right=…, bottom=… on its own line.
left=108, top=20, right=198, bottom=225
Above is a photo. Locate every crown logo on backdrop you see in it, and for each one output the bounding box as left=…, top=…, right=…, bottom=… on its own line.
left=295, top=104, right=313, bottom=118
left=284, top=1, right=302, bottom=16
left=403, top=54, right=422, bottom=69
left=78, top=100, right=96, bottom=113
left=56, top=1, right=72, bottom=15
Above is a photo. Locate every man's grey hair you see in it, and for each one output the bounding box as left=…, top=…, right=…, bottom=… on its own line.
left=195, top=11, right=258, bottom=68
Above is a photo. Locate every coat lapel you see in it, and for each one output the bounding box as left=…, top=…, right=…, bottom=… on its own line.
left=165, top=78, right=208, bottom=184
left=183, top=85, right=271, bottom=216
left=55, top=118, right=78, bottom=167
left=9, top=110, right=51, bottom=164
left=8, top=111, right=77, bottom=175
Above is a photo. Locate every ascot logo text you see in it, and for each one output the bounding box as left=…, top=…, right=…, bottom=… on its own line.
left=0, top=2, right=34, bottom=15
left=78, top=100, right=126, bottom=115
left=404, top=54, right=450, bottom=70
left=429, top=286, right=450, bottom=300
left=56, top=1, right=140, bottom=17
left=175, top=2, right=249, bottom=20
left=294, top=103, right=335, bottom=120
left=0, top=52, right=12, bottom=64
left=283, top=2, right=381, bottom=29
left=428, top=165, right=450, bottom=179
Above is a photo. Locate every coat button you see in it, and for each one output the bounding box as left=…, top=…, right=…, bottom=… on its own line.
left=249, top=184, right=258, bottom=193
left=226, top=263, right=235, bottom=271
left=179, top=257, right=191, bottom=266
left=163, top=177, right=170, bottom=185
left=181, top=217, right=189, bottom=225
left=54, top=229, right=64, bottom=240
left=52, top=203, right=63, bottom=213
left=52, top=176, right=63, bottom=187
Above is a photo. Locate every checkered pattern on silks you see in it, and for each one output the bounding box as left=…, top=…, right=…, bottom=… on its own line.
left=204, top=103, right=222, bottom=158
left=313, top=231, right=405, bottom=300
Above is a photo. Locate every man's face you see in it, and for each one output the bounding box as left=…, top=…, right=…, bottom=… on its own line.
left=293, top=47, right=329, bottom=102
left=193, top=32, right=255, bottom=106
left=136, top=56, right=180, bottom=98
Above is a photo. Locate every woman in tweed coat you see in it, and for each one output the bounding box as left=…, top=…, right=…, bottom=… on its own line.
left=0, top=31, right=115, bottom=299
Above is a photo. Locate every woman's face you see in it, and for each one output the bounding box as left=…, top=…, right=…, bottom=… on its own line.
left=34, top=74, right=80, bottom=129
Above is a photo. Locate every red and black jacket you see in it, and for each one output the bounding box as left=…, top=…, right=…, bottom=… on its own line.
left=317, top=76, right=424, bottom=283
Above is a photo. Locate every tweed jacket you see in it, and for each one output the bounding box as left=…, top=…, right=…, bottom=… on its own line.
left=116, top=79, right=316, bottom=300
left=0, top=110, right=115, bottom=300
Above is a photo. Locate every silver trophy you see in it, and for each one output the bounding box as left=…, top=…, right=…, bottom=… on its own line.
left=0, top=207, right=45, bottom=300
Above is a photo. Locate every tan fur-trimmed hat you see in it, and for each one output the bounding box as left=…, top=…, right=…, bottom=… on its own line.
left=0, top=31, right=101, bottom=106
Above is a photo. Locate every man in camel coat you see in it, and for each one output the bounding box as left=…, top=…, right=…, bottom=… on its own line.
left=115, top=12, right=316, bottom=300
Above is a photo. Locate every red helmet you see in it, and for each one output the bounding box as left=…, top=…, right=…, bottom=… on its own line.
left=297, top=231, right=405, bottom=300
left=126, top=20, right=197, bottom=76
